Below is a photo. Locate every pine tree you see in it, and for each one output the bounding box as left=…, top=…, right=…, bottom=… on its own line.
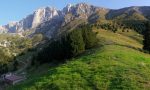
left=0, top=64, right=8, bottom=74
left=81, top=24, right=97, bottom=49
left=31, top=55, right=37, bottom=66
left=143, top=21, right=150, bottom=52
left=13, top=60, right=19, bottom=71
left=36, top=24, right=98, bottom=63
left=65, top=30, right=85, bottom=57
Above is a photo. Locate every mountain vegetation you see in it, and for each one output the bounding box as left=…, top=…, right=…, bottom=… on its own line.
left=0, top=33, right=44, bottom=75
left=1, top=3, right=150, bottom=90
left=36, top=24, right=97, bottom=64
left=143, top=21, right=150, bottom=52
left=8, top=28, right=150, bottom=90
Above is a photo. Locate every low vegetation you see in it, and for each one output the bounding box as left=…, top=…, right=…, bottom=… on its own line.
left=2, top=3, right=150, bottom=90
left=0, top=33, right=43, bottom=75
left=8, top=25, right=150, bottom=90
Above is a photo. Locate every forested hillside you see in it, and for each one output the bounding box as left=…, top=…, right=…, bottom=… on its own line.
left=1, top=3, right=150, bottom=90
left=9, top=26, right=150, bottom=90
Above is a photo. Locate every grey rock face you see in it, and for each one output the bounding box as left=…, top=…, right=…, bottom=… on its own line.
left=34, top=3, right=100, bottom=38
left=1, top=3, right=150, bottom=39
left=0, top=7, right=62, bottom=34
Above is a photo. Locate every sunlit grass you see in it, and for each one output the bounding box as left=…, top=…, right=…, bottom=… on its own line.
left=9, top=29, right=150, bottom=90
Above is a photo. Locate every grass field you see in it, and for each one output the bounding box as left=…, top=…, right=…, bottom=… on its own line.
left=8, top=29, right=150, bottom=90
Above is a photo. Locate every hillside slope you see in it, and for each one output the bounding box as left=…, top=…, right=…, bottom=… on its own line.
left=1, top=3, right=150, bottom=39
left=8, top=29, right=150, bottom=90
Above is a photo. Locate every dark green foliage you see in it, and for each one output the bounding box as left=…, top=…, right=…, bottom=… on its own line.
left=121, top=20, right=146, bottom=34
left=0, top=63, right=8, bottom=74
left=80, top=24, right=97, bottom=49
left=95, top=20, right=147, bottom=34
left=18, top=52, right=25, bottom=56
left=36, top=24, right=97, bottom=64
left=37, top=30, right=85, bottom=63
left=65, top=30, right=85, bottom=57
left=31, top=55, right=36, bottom=66
left=47, top=40, right=65, bottom=60
left=13, top=60, right=19, bottom=71
left=0, top=48, right=12, bottom=74
left=94, top=22, right=118, bottom=33
left=27, top=48, right=36, bottom=52
left=143, top=21, right=150, bottom=52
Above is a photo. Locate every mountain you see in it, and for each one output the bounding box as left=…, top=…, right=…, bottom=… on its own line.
left=106, top=6, right=150, bottom=20
left=1, top=3, right=150, bottom=38
left=0, top=26, right=7, bottom=33
left=2, top=3, right=150, bottom=90
left=0, top=3, right=103, bottom=38
left=35, top=3, right=104, bottom=38
left=0, top=7, right=62, bottom=34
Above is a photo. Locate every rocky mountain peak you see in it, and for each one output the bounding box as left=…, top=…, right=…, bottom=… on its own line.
left=76, top=3, right=91, bottom=7
left=32, top=7, right=61, bottom=28
left=1, top=3, right=150, bottom=39
left=63, top=4, right=73, bottom=13
left=0, top=26, right=5, bottom=30
left=0, top=6, right=63, bottom=33
left=0, top=3, right=99, bottom=34
left=63, top=3, right=98, bottom=19
left=0, top=26, right=7, bottom=33
left=2, top=21, right=17, bottom=28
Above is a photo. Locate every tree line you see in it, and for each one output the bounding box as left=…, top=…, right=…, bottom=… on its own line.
left=33, top=24, right=98, bottom=64
left=94, top=20, right=147, bottom=34
left=143, top=21, right=150, bottom=53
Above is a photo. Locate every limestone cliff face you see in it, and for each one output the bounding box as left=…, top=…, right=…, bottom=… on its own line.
left=1, top=3, right=150, bottom=39
left=0, top=7, right=62, bottom=33
left=35, top=3, right=103, bottom=38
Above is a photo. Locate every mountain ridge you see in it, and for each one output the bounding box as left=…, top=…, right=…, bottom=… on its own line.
left=1, top=3, right=150, bottom=38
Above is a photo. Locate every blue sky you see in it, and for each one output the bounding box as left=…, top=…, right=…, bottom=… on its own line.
left=0, top=0, right=150, bottom=25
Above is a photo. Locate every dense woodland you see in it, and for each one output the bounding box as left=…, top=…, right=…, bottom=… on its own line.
left=9, top=21, right=150, bottom=90
left=4, top=3, right=150, bottom=89
left=94, top=20, right=147, bottom=34
left=0, top=20, right=150, bottom=75
left=0, top=20, right=149, bottom=75
left=143, top=21, right=150, bottom=52
left=34, top=24, right=98, bottom=64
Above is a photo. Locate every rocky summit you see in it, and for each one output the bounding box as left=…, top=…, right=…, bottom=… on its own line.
left=0, top=3, right=103, bottom=37
left=1, top=3, right=150, bottom=39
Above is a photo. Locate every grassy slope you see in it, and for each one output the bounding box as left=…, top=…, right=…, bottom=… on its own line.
left=9, top=29, right=150, bottom=90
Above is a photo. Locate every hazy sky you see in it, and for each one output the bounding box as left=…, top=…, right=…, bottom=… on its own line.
left=0, top=0, right=150, bottom=25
